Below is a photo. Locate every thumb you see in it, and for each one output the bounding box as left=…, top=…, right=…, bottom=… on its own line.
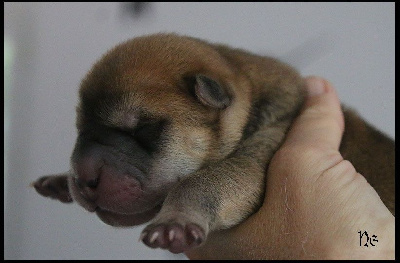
left=284, top=76, right=344, bottom=152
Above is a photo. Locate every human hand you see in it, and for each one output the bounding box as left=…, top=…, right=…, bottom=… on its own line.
left=185, top=76, right=395, bottom=260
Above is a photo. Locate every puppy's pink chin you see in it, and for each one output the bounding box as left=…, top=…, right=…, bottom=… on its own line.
left=95, top=205, right=161, bottom=227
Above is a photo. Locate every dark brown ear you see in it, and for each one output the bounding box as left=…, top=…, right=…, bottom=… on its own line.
left=194, top=75, right=231, bottom=109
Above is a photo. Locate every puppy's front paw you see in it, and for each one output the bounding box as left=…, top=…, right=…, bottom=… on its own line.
left=32, top=175, right=73, bottom=203
left=141, top=222, right=205, bottom=253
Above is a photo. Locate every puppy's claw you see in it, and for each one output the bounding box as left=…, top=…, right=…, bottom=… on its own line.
left=169, top=229, right=175, bottom=242
left=190, top=229, right=199, bottom=243
left=139, top=231, right=148, bottom=242
left=149, top=231, right=159, bottom=244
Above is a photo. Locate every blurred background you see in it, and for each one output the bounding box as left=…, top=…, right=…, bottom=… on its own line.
left=4, top=2, right=394, bottom=260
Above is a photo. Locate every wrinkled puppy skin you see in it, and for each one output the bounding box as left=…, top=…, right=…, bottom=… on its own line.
left=33, top=33, right=395, bottom=254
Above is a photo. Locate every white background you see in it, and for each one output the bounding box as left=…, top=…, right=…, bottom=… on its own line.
left=4, top=2, right=395, bottom=260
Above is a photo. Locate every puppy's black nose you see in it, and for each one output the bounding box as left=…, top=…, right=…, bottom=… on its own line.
left=75, top=177, right=99, bottom=189
left=73, top=148, right=105, bottom=200
left=74, top=158, right=102, bottom=188
left=74, top=177, right=99, bottom=201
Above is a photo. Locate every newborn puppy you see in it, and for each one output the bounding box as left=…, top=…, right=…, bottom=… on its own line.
left=33, top=33, right=395, bottom=254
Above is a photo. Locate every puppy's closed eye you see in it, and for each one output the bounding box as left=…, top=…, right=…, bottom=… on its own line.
left=133, top=120, right=167, bottom=153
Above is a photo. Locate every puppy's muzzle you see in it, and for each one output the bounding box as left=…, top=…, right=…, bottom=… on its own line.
left=69, top=140, right=152, bottom=215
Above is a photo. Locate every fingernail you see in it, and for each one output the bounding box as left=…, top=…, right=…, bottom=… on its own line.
left=306, top=77, right=326, bottom=97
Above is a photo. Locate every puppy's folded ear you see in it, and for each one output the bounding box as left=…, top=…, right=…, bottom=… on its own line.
left=193, top=75, right=231, bottom=109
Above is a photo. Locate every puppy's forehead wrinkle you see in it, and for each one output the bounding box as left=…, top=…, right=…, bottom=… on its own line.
left=96, top=92, right=142, bottom=128
left=107, top=110, right=139, bottom=129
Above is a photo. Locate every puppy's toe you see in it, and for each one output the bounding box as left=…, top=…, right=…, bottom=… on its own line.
left=32, top=175, right=73, bottom=203
left=141, top=223, right=205, bottom=253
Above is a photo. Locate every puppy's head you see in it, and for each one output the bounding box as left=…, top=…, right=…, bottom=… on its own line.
left=68, top=34, right=253, bottom=226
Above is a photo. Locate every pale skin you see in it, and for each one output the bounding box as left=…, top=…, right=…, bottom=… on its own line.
left=185, top=76, right=395, bottom=260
